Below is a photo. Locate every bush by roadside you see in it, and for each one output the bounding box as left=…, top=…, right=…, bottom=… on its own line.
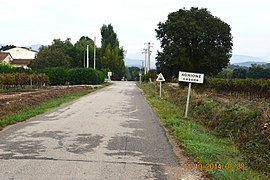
left=41, top=67, right=105, bottom=85
left=0, top=62, right=32, bottom=74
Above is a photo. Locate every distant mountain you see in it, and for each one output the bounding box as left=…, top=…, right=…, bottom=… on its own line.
left=230, top=54, right=270, bottom=67
left=230, top=54, right=270, bottom=64
left=125, top=54, right=270, bottom=68
left=124, top=58, right=142, bottom=67
left=125, top=58, right=156, bottom=68
left=125, top=52, right=156, bottom=68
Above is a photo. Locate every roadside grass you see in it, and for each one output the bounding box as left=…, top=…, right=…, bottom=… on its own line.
left=0, top=84, right=107, bottom=130
left=137, top=83, right=268, bottom=180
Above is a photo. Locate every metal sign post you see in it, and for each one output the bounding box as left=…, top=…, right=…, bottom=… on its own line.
left=178, top=71, right=204, bottom=117
left=159, top=81, right=162, bottom=97
left=156, top=73, right=165, bottom=98
left=139, top=71, right=142, bottom=84
left=185, top=83, right=192, bottom=117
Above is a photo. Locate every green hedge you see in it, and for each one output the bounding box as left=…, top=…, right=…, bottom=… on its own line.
left=42, top=67, right=104, bottom=86
left=41, top=68, right=68, bottom=85
left=0, top=62, right=32, bottom=74
left=67, top=68, right=104, bottom=85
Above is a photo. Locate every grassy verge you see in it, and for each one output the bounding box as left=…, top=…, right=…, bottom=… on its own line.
left=137, top=83, right=268, bottom=180
left=0, top=84, right=107, bottom=129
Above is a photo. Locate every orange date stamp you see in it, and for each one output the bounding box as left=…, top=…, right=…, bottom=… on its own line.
left=183, top=162, right=246, bottom=178
left=183, top=162, right=245, bottom=171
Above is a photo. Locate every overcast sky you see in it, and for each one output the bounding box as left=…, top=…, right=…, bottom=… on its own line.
left=1, top=0, right=270, bottom=60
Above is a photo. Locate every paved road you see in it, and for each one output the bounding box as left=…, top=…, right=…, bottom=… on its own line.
left=0, top=81, right=182, bottom=180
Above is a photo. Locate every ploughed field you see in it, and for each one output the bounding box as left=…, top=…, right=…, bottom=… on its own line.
left=0, top=85, right=99, bottom=121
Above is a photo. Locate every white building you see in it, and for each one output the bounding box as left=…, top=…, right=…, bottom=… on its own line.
left=2, top=47, right=37, bottom=68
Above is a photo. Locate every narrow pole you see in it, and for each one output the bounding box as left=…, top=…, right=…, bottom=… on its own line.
left=94, top=36, right=96, bottom=69
left=148, top=42, right=150, bottom=73
left=185, top=83, right=192, bottom=117
left=86, top=45, right=89, bottom=68
left=160, top=81, right=162, bottom=97
left=144, top=51, right=147, bottom=74
left=83, top=50, right=86, bottom=67
left=141, top=60, right=143, bottom=83
left=142, top=48, right=147, bottom=74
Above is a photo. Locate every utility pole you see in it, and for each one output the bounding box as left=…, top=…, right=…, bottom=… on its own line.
left=142, top=48, right=147, bottom=74
left=83, top=50, right=86, bottom=68
left=147, top=42, right=153, bottom=73
left=94, top=36, right=96, bottom=69
left=86, top=45, right=89, bottom=68
left=139, top=60, right=143, bottom=84
left=144, top=42, right=153, bottom=73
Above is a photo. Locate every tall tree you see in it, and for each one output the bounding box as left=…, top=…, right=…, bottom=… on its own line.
left=232, top=67, right=247, bottom=79
left=155, top=7, right=233, bottom=79
left=101, top=24, right=119, bottom=50
left=100, top=24, right=125, bottom=80
left=73, top=36, right=94, bottom=68
left=29, top=39, right=72, bottom=69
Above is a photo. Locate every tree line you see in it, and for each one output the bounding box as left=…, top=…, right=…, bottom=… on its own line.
left=216, top=64, right=270, bottom=79
left=28, top=24, right=125, bottom=80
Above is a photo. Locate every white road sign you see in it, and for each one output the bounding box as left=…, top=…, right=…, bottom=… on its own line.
left=156, top=73, right=165, bottom=82
left=108, top=72, right=112, bottom=76
left=178, top=71, right=204, bottom=84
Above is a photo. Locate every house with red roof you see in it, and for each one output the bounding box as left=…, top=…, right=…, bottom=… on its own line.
left=0, top=52, right=13, bottom=63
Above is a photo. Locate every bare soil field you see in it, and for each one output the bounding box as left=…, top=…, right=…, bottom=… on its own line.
left=0, top=85, right=100, bottom=120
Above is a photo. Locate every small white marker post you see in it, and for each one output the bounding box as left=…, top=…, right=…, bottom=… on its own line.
left=156, top=73, right=166, bottom=98
left=178, top=71, right=204, bottom=117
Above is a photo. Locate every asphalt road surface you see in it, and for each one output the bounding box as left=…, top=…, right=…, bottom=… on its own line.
left=0, top=81, right=191, bottom=180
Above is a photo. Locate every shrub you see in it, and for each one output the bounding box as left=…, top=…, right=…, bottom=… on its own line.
left=142, top=70, right=157, bottom=82
left=67, top=68, right=105, bottom=85
left=67, top=68, right=91, bottom=85
left=41, top=67, right=104, bottom=86
left=0, top=62, right=32, bottom=74
left=41, top=67, right=68, bottom=85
